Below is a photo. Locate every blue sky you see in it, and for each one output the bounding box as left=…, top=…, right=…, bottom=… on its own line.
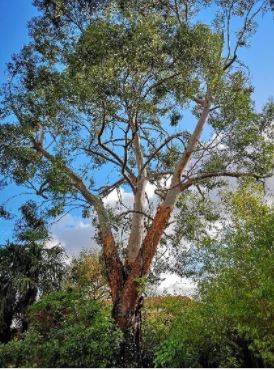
left=0, top=1, right=37, bottom=85
left=0, top=1, right=273, bottom=246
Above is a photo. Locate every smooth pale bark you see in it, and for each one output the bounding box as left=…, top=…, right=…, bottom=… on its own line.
left=127, top=119, right=148, bottom=267
left=165, top=105, right=210, bottom=207
left=126, top=178, right=147, bottom=267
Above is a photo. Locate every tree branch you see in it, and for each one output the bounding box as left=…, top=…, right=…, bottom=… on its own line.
left=31, top=139, right=124, bottom=303
left=127, top=114, right=148, bottom=266
left=181, top=171, right=267, bottom=191
left=141, top=133, right=185, bottom=172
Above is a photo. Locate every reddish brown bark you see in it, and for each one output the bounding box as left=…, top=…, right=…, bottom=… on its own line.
left=101, top=230, right=124, bottom=303
left=140, top=204, right=172, bottom=275
left=114, top=204, right=172, bottom=330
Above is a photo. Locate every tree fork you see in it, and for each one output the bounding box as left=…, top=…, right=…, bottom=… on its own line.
left=112, top=106, right=211, bottom=331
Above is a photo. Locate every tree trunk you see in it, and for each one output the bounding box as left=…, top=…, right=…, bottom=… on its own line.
left=110, top=204, right=173, bottom=365
left=113, top=294, right=144, bottom=367
left=0, top=320, right=12, bottom=344
left=99, top=106, right=210, bottom=364
left=0, top=307, right=13, bottom=343
left=0, top=284, right=15, bottom=343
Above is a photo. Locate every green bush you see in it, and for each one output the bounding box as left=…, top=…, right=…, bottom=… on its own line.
left=0, top=290, right=122, bottom=367
left=155, top=185, right=274, bottom=368
left=142, top=296, right=192, bottom=366
left=154, top=301, right=248, bottom=368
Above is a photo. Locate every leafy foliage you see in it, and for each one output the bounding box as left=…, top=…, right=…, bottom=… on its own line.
left=66, top=250, right=110, bottom=300
left=0, top=290, right=122, bottom=367
left=142, top=295, right=192, bottom=366
left=155, top=184, right=274, bottom=367
left=0, top=202, right=66, bottom=343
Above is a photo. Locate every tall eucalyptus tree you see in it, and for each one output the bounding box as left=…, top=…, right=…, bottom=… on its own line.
left=0, top=0, right=273, bottom=347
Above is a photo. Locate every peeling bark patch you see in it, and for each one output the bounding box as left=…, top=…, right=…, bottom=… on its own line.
left=114, top=205, right=172, bottom=331
left=102, top=232, right=124, bottom=303
left=102, top=232, right=116, bottom=257
left=142, top=204, right=172, bottom=275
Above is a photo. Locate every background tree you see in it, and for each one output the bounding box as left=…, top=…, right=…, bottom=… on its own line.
left=0, top=201, right=66, bottom=343
left=67, top=250, right=110, bottom=300
left=155, top=182, right=274, bottom=367
left=0, top=0, right=273, bottom=355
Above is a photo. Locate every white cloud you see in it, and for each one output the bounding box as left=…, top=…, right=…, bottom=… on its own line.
left=152, top=273, right=197, bottom=297
left=50, top=214, right=99, bottom=257
left=265, top=176, right=274, bottom=205
left=145, top=181, right=157, bottom=199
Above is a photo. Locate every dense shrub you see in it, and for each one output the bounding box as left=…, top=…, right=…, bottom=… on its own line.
left=142, top=296, right=192, bottom=366
left=0, top=290, right=122, bottom=367
left=155, top=186, right=274, bottom=368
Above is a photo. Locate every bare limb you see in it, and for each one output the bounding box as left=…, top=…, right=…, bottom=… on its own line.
left=141, top=133, right=186, bottom=172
